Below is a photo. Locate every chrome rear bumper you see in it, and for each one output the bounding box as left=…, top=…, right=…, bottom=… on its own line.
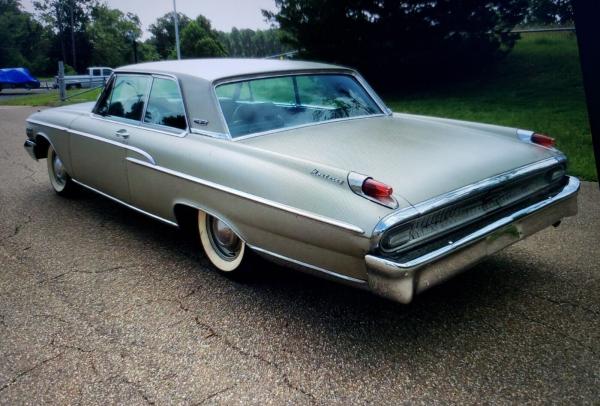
left=365, top=176, right=580, bottom=304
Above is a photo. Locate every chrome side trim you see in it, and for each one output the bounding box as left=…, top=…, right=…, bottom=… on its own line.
left=372, top=156, right=567, bottom=243
left=248, top=244, right=367, bottom=286
left=68, top=128, right=156, bottom=165
left=71, top=179, right=179, bottom=227
left=27, top=119, right=68, bottom=132
left=126, top=156, right=365, bottom=235
left=26, top=119, right=157, bottom=165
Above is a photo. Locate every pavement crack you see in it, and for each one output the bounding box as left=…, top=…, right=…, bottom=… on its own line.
left=0, top=353, right=63, bottom=393
left=194, top=384, right=236, bottom=405
left=193, top=316, right=317, bottom=403
left=513, top=309, right=598, bottom=357
left=120, top=377, right=155, bottom=405
left=528, top=292, right=600, bottom=317
left=0, top=215, right=31, bottom=245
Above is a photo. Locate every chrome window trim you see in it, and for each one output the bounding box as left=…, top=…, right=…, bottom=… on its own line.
left=231, top=114, right=387, bottom=142
left=371, top=155, right=568, bottom=247
left=89, top=113, right=188, bottom=138
left=26, top=119, right=156, bottom=165
left=190, top=128, right=230, bottom=139
left=71, top=179, right=178, bottom=227
left=212, top=70, right=392, bottom=141
left=126, top=156, right=365, bottom=235
left=92, top=71, right=191, bottom=137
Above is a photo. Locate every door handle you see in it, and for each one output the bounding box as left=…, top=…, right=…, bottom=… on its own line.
left=115, top=129, right=129, bottom=139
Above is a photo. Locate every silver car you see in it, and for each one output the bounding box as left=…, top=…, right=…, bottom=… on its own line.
left=23, top=59, right=579, bottom=304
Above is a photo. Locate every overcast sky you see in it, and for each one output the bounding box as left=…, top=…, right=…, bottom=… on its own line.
left=21, top=0, right=277, bottom=38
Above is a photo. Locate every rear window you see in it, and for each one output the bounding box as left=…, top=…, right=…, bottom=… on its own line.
left=215, top=74, right=382, bottom=138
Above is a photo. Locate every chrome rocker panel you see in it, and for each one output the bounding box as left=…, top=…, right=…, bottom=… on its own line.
left=365, top=176, right=580, bottom=304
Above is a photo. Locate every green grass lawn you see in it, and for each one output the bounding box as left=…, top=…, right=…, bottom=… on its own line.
left=0, top=87, right=101, bottom=107
left=385, top=32, right=595, bottom=181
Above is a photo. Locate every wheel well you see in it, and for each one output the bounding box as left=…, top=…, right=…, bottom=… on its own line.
left=34, top=135, right=50, bottom=159
left=173, top=204, right=199, bottom=236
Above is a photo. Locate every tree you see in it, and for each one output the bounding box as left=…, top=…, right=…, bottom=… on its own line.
left=0, top=0, right=47, bottom=69
left=264, top=0, right=530, bottom=88
left=527, top=0, right=574, bottom=25
left=148, top=12, right=191, bottom=59
left=87, top=4, right=144, bottom=67
left=179, top=16, right=226, bottom=58
left=32, top=0, right=96, bottom=71
left=218, top=28, right=291, bottom=57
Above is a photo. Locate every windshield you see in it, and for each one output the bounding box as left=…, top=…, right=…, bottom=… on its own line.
left=215, top=74, right=382, bottom=138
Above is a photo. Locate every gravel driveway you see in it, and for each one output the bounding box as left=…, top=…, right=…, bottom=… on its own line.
left=1, top=106, right=598, bottom=404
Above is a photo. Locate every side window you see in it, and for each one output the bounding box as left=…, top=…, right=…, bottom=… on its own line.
left=103, top=75, right=151, bottom=122
left=92, top=69, right=101, bottom=76
left=102, top=68, right=112, bottom=76
left=93, top=76, right=115, bottom=115
left=144, top=78, right=187, bottom=130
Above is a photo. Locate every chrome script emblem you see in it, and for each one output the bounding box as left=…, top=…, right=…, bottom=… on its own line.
left=311, top=169, right=345, bottom=185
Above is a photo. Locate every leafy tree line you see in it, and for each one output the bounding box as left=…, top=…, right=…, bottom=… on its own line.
left=264, top=0, right=575, bottom=88
left=0, top=0, right=573, bottom=79
left=0, top=0, right=289, bottom=76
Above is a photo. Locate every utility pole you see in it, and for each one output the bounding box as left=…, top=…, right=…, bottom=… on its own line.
left=173, top=0, right=181, bottom=60
left=56, top=2, right=66, bottom=66
left=69, top=0, right=76, bottom=71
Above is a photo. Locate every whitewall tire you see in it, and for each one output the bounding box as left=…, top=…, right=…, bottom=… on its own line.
left=47, top=145, right=76, bottom=196
left=198, top=211, right=247, bottom=273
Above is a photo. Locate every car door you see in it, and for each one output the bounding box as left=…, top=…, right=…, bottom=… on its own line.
left=125, top=75, right=190, bottom=219
left=69, top=73, right=152, bottom=203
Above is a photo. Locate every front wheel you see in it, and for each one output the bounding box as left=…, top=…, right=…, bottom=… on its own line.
left=198, top=211, right=249, bottom=275
left=47, top=145, right=77, bottom=196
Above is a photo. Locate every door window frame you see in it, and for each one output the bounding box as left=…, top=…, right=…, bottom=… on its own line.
left=92, top=72, right=190, bottom=137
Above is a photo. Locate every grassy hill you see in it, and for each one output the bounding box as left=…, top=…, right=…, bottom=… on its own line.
left=385, top=32, right=595, bottom=180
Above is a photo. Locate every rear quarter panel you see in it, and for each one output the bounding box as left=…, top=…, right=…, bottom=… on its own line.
left=127, top=133, right=399, bottom=279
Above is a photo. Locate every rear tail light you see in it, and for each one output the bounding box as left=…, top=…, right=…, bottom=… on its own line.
left=517, top=129, right=556, bottom=148
left=348, top=172, right=398, bottom=209
left=531, top=133, right=556, bottom=148
left=362, top=178, right=393, bottom=198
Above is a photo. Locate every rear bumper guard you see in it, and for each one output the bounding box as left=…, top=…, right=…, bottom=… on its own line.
left=365, top=176, right=580, bottom=304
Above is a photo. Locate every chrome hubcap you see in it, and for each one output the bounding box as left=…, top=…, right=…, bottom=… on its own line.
left=207, top=217, right=241, bottom=260
left=52, top=153, right=67, bottom=185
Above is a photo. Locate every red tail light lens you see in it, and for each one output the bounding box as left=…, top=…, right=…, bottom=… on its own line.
left=531, top=133, right=555, bottom=148
left=362, top=178, right=393, bottom=198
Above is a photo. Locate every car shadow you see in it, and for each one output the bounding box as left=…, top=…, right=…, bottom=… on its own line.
left=61, top=186, right=536, bottom=324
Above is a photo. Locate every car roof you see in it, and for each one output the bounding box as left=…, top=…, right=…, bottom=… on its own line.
left=116, top=58, right=351, bottom=82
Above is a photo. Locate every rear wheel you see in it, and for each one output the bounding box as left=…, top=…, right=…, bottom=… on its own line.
left=47, top=145, right=77, bottom=196
left=197, top=211, right=249, bottom=275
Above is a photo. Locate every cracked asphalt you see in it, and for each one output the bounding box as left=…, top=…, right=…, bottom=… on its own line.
left=1, top=106, right=599, bottom=405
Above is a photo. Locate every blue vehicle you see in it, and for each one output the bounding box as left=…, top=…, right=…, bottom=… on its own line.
left=0, top=68, right=41, bottom=91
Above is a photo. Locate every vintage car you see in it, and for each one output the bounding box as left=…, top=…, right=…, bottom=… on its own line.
left=23, top=59, right=579, bottom=304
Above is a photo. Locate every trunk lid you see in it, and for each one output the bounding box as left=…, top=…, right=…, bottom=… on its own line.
left=240, top=114, right=559, bottom=205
